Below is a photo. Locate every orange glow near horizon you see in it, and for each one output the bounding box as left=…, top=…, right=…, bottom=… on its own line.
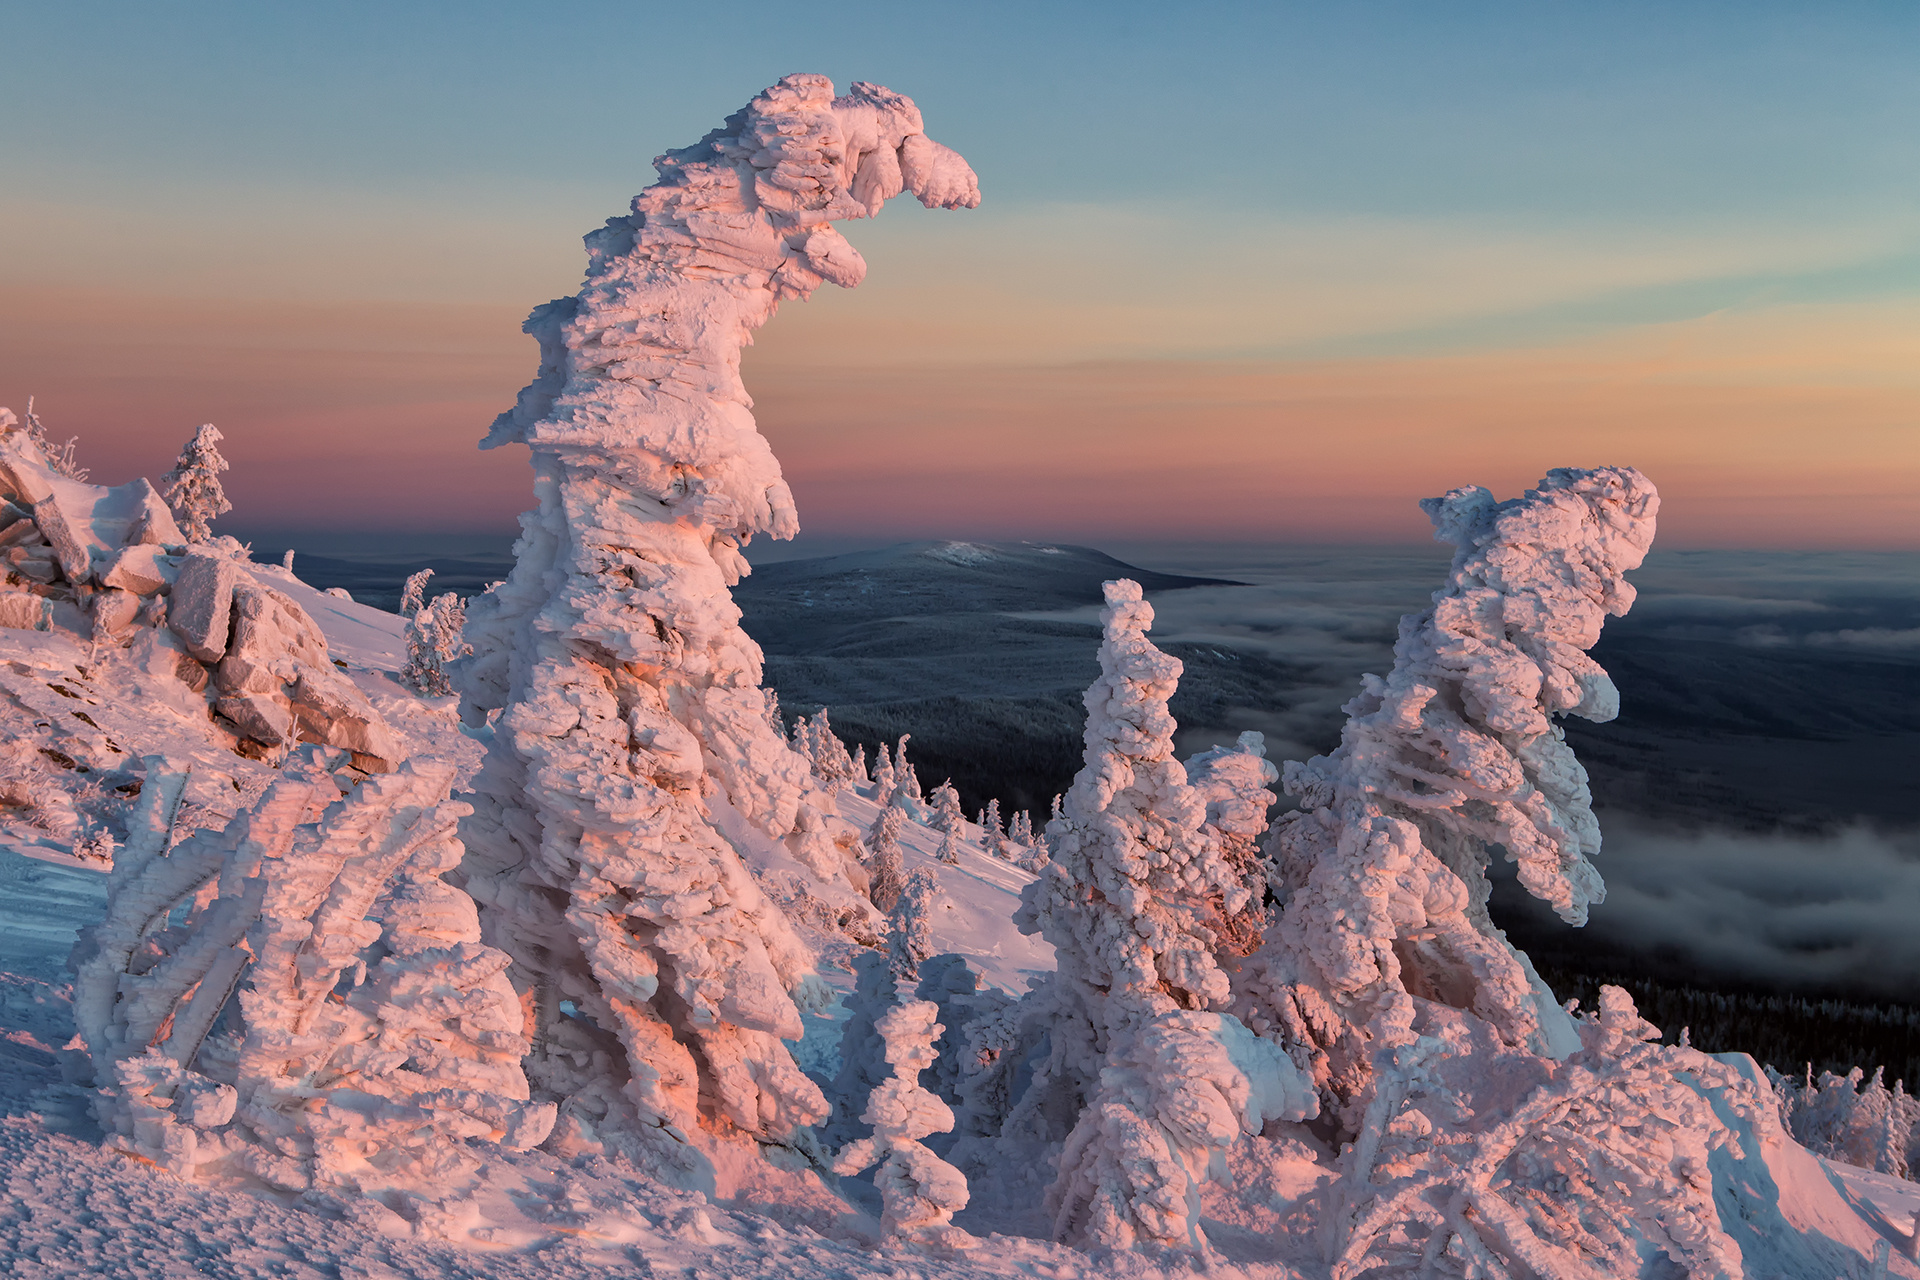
left=2, top=286, right=1915, bottom=549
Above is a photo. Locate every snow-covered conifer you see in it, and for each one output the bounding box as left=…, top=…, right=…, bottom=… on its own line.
left=23, top=397, right=86, bottom=480
left=873, top=743, right=896, bottom=799
left=1326, top=987, right=1758, bottom=1279
left=160, top=424, right=232, bottom=544
left=795, top=708, right=857, bottom=793
left=73, top=751, right=552, bottom=1194
left=401, top=591, right=469, bottom=698
left=852, top=744, right=869, bottom=784
left=930, top=780, right=964, bottom=831
left=1235, top=468, right=1658, bottom=1128
left=1007, top=809, right=1034, bottom=850
left=1183, top=731, right=1278, bottom=957
left=449, top=75, right=976, bottom=1171
left=1011, top=579, right=1313, bottom=1249
left=1778, top=1066, right=1918, bottom=1179
left=891, top=735, right=924, bottom=813
left=399, top=568, right=433, bottom=618
left=978, top=798, right=1003, bottom=851
left=935, top=824, right=964, bottom=865
left=887, top=867, right=940, bottom=981
left=868, top=807, right=907, bottom=912
left=832, top=1000, right=972, bottom=1247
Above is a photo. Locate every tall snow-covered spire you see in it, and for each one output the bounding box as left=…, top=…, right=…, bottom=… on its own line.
left=1016, top=579, right=1242, bottom=1026
left=1013, top=580, right=1313, bottom=1250
left=453, top=75, right=978, bottom=1175
left=1240, top=467, right=1659, bottom=1126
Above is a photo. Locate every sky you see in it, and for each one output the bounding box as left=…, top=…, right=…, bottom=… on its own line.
left=2, top=1, right=1917, bottom=548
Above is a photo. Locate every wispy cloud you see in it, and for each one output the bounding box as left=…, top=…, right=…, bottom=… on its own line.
left=1538, top=821, right=1920, bottom=1000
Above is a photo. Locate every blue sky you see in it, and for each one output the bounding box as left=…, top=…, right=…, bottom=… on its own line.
left=2, top=2, right=1916, bottom=543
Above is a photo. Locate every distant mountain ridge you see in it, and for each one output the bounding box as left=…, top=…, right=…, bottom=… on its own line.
left=736, top=539, right=1241, bottom=632
left=733, top=540, right=1289, bottom=816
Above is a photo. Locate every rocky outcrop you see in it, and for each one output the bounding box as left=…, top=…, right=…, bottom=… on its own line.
left=0, top=418, right=401, bottom=770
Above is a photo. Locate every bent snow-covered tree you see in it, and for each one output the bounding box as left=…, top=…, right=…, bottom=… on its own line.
left=161, top=423, right=232, bottom=544
left=71, top=750, right=551, bottom=1196
left=1013, top=580, right=1314, bottom=1250
left=1236, top=467, right=1659, bottom=1128
left=452, top=74, right=978, bottom=1176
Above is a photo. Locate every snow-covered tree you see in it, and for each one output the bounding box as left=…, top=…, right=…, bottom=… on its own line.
left=887, top=867, right=941, bottom=981
left=399, top=568, right=433, bottom=618
left=792, top=707, right=857, bottom=793
left=873, top=743, right=897, bottom=799
left=1007, top=809, right=1034, bottom=851
left=1235, top=468, right=1659, bottom=1130
left=1775, top=1066, right=1919, bottom=1179
left=73, top=751, right=552, bottom=1194
left=1011, top=579, right=1314, bottom=1249
left=868, top=806, right=907, bottom=911
left=22, top=396, right=86, bottom=480
left=1326, top=987, right=1760, bottom=1280
left=935, top=824, right=964, bottom=865
left=1183, top=731, right=1279, bottom=957
left=832, top=1000, right=972, bottom=1247
left=978, top=798, right=1003, bottom=851
left=890, top=735, right=925, bottom=814
left=930, top=780, right=964, bottom=831
left=402, top=591, right=469, bottom=697
left=449, top=74, right=976, bottom=1173
left=160, top=424, right=232, bottom=544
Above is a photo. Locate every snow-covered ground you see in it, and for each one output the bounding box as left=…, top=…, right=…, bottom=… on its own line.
left=0, top=566, right=1114, bottom=1280
left=0, top=560, right=1912, bottom=1278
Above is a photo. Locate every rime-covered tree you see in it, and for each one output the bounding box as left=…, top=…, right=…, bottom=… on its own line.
left=22, top=396, right=85, bottom=480
left=1011, top=579, right=1313, bottom=1249
left=886, top=867, right=940, bottom=982
left=451, top=74, right=978, bottom=1173
left=1007, top=809, right=1034, bottom=851
left=935, top=824, right=964, bottom=865
left=399, top=568, right=434, bottom=618
left=867, top=806, right=908, bottom=912
left=160, top=423, right=232, bottom=544
left=73, top=751, right=551, bottom=1193
left=831, top=1000, right=972, bottom=1247
left=402, top=592, right=469, bottom=698
left=1183, top=731, right=1279, bottom=957
left=890, top=736, right=924, bottom=813
left=978, top=798, right=1003, bottom=852
left=929, top=780, right=964, bottom=831
left=1236, top=467, right=1659, bottom=1131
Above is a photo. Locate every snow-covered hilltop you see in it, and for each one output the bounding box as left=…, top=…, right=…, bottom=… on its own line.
left=0, top=73, right=1917, bottom=1280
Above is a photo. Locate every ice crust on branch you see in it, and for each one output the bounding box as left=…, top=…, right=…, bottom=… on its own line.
left=72, top=751, right=551, bottom=1196
left=1012, top=579, right=1313, bottom=1249
left=451, top=74, right=977, bottom=1172
left=1238, top=467, right=1658, bottom=1126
